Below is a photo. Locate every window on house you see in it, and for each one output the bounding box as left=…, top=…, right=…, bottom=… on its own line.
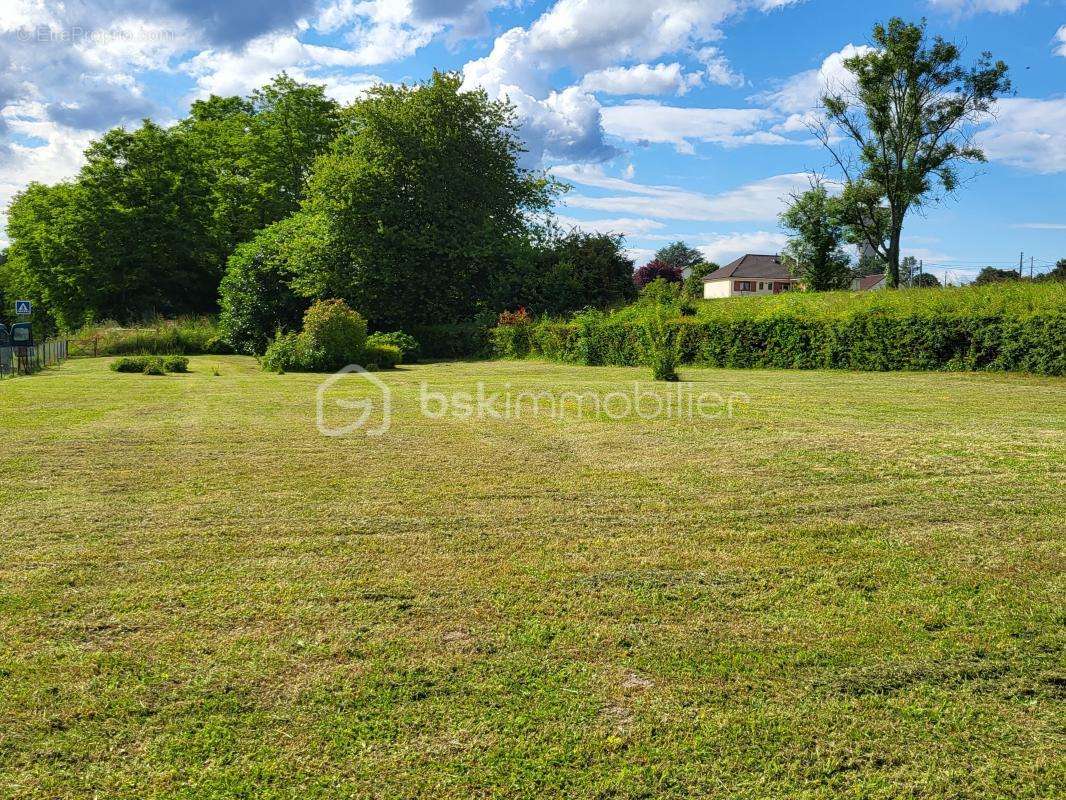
left=758, top=282, right=764, bottom=290
left=735, top=281, right=754, bottom=292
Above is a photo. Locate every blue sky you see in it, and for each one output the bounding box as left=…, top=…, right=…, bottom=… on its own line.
left=1, top=0, right=1064, bottom=280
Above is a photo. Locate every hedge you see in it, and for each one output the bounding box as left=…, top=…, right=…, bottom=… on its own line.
left=493, top=302, right=1066, bottom=376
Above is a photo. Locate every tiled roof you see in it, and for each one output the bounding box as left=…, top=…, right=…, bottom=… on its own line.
left=703, top=254, right=795, bottom=281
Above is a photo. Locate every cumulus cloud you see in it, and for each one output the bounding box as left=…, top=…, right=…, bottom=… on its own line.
left=554, top=164, right=811, bottom=221
left=1056, top=25, right=1066, bottom=57
left=975, top=98, right=1066, bottom=173
left=925, top=0, right=1028, bottom=16
left=182, top=33, right=382, bottom=99
left=697, top=46, right=745, bottom=88
left=697, top=231, right=789, bottom=264
left=755, top=43, right=872, bottom=134
left=462, top=0, right=794, bottom=162
left=580, top=63, right=701, bottom=96
left=600, top=101, right=786, bottom=153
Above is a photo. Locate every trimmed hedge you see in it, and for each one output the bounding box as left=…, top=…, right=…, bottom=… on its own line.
left=493, top=287, right=1066, bottom=376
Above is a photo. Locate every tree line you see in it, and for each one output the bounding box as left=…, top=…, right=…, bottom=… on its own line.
left=1, top=72, right=636, bottom=345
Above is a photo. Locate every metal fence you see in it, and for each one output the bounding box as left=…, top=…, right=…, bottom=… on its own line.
left=0, top=339, right=68, bottom=378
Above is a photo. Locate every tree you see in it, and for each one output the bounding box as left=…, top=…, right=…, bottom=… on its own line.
left=912, top=271, right=941, bottom=287
left=779, top=182, right=853, bottom=291
left=633, top=260, right=683, bottom=289
left=682, top=262, right=716, bottom=299
left=817, top=18, right=1010, bottom=287
left=1035, top=259, right=1066, bottom=282
left=973, top=266, right=1020, bottom=285
left=301, top=71, right=557, bottom=330
left=655, top=241, right=705, bottom=276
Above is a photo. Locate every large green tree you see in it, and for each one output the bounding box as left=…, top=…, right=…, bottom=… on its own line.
left=818, top=18, right=1010, bottom=287
left=655, top=241, right=705, bottom=276
left=779, top=182, right=853, bottom=291
left=4, top=74, right=343, bottom=328
left=301, top=71, right=557, bottom=330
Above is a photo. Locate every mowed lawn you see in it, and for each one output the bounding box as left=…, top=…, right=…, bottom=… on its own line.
left=1, top=356, right=1063, bottom=799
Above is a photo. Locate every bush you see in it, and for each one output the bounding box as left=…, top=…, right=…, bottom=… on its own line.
left=363, top=343, right=401, bottom=370
left=492, top=283, right=1066, bottom=376
left=142, top=361, right=166, bottom=376
left=110, top=355, right=164, bottom=373
left=261, top=331, right=306, bottom=373
left=300, top=299, right=368, bottom=371
left=162, top=355, right=189, bottom=373
left=261, top=299, right=368, bottom=373
left=642, top=310, right=680, bottom=382
left=366, top=331, right=420, bottom=363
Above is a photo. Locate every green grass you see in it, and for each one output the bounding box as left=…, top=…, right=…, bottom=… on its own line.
left=1, top=356, right=1063, bottom=798
left=688, top=281, right=1066, bottom=321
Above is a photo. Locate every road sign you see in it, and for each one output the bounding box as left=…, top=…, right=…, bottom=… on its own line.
left=15, top=300, right=32, bottom=316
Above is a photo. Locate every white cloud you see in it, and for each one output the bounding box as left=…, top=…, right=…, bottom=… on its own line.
left=976, top=98, right=1066, bottom=173
left=580, top=63, right=701, bottom=96
left=461, top=0, right=795, bottom=162
left=181, top=33, right=383, bottom=100
left=758, top=43, right=872, bottom=116
left=1012, top=222, right=1066, bottom=230
left=553, top=214, right=667, bottom=235
left=697, top=231, right=789, bottom=264
left=1055, top=25, right=1066, bottom=57
left=554, top=164, right=811, bottom=221
left=600, top=101, right=786, bottom=153
left=926, top=0, right=1028, bottom=15
left=697, top=46, right=745, bottom=88
left=0, top=106, right=96, bottom=246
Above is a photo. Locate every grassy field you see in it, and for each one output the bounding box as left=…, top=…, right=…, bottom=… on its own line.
left=1, top=356, right=1063, bottom=798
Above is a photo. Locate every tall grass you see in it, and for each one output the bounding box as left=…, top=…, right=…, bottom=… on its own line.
left=69, top=316, right=228, bottom=357
left=494, top=282, right=1066, bottom=376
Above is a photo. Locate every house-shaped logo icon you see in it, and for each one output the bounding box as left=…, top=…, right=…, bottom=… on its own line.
left=15, top=300, right=31, bottom=315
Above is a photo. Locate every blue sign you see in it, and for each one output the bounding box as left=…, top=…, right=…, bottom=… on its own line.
left=15, top=300, right=32, bottom=315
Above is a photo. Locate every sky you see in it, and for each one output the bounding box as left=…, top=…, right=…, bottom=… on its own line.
left=1, top=0, right=1064, bottom=282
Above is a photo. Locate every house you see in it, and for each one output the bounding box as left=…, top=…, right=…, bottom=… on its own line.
left=702, top=254, right=801, bottom=299
left=851, top=273, right=886, bottom=291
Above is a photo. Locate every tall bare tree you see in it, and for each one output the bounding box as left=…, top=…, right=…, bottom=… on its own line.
left=816, top=18, right=1010, bottom=287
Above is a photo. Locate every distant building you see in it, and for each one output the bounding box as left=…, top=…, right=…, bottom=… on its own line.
left=701, top=254, right=801, bottom=299
left=851, top=273, right=886, bottom=291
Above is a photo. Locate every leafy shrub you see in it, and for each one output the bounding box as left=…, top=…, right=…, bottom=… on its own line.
left=366, top=331, right=420, bottom=362
left=633, top=259, right=683, bottom=289
left=642, top=309, right=680, bottom=382
left=300, top=299, right=368, bottom=371
left=162, top=355, right=189, bottom=373
left=142, top=361, right=166, bottom=376
left=261, top=331, right=306, bottom=373
left=493, top=283, right=1066, bottom=376
left=638, top=278, right=683, bottom=306
left=363, top=343, right=401, bottom=370
left=110, top=356, right=164, bottom=373
left=497, top=307, right=531, bottom=326
left=261, top=299, right=368, bottom=373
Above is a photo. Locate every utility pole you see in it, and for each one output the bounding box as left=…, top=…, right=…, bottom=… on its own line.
left=1030, top=256, right=1034, bottom=279
left=1019, top=251, right=1024, bottom=278
left=919, top=259, right=923, bottom=286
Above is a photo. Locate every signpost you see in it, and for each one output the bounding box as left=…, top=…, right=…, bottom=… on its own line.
left=15, top=300, right=32, bottom=316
